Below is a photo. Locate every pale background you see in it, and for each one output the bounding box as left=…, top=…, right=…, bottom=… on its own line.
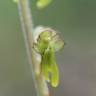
left=0, top=0, right=96, bottom=96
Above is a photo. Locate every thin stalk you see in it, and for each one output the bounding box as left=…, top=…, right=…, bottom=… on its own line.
left=17, top=0, right=49, bottom=96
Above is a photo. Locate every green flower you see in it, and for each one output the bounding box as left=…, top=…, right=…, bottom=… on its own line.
left=33, top=27, right=64, bottom=87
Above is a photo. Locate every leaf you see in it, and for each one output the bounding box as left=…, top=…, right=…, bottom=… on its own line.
left=51, top=39, right=64, bottom=52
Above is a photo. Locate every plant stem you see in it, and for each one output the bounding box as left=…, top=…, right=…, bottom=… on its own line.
left=17, top=0, right=49, bottom=96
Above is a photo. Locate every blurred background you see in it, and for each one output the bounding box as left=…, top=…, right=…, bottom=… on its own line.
left=0, top=0, right=96, bottom=96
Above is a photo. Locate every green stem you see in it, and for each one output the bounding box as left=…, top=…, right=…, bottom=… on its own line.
left=17, top=0, right=49, bottom=96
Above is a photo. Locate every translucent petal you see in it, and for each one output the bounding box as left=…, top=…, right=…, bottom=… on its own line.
left=50, top=35, right=64, bottom=52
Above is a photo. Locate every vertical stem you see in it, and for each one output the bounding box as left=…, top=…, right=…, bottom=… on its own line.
left=17, top=0, right=49, bottom=96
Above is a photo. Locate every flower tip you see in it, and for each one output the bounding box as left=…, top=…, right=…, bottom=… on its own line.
left=13, top=0, right=18, bottom=3
left=36, top=0, right=52, bottom=9
left=52, top=82, right=59, bottom=87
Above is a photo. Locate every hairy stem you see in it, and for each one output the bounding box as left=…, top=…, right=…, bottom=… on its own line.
left=17, top=0, right=49, bottom=96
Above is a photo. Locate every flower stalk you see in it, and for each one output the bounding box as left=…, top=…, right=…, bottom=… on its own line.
left=17, top=0, right=49, bottom=96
